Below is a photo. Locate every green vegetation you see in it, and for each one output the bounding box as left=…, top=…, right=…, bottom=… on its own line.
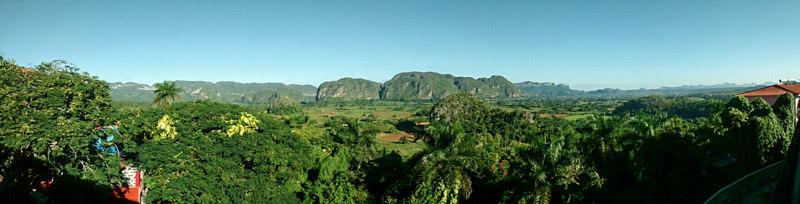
left=0, top=58, right=121, bottom=203
left=381, top=72, right=522, bottom=101
left=152, top=81, right=186, bottom=107
left=516, top=81, right=582, bottom=96
left=109, top=81, right=317, bottom=103
left=120, top=102, right=318, bottom=203
left=612, top=95, right=714, bottom=118
left=2, top=55, right=794, bottom=203
left=243, top=88, right=305, bottom=104
left=455, top=76, right=523, bottom=98
left=517, top=81, right=765, bottom=99
left=268, top=96, right=303, bottom=115
left=316, top=77, right=382, bottom=102
left=721, top=96, right=792, bottom=172
left=381, top=72, right=460, bottom=101
left=109, top=71, right=765, bottom=105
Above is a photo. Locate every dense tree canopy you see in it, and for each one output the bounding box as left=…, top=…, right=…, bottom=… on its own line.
left=429, top=93, right=488, bottom=124
left=269, top=96, right=303, bottom=115
left=0, top=57, right=122, bottom=203
left=613, top=95, right=714, bottom=119
left=116, top=101, right=319, bottom=203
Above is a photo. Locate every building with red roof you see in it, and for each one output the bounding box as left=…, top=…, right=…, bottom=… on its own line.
left=736, top=84, right=800, bottom=105
left=736, top=84, right=800, bottom=121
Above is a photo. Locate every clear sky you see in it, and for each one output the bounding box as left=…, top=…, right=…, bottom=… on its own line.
left=1, top=0, right=798, bottom=90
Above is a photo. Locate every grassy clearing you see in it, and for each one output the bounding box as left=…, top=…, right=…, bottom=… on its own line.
left=564, top=114, right=593, bottom=120
left=303, top=105, right=419, bottom=121
left=377, top=139, right=425, bottom=158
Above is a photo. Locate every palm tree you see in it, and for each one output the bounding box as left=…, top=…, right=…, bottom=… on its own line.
left=585, top=115, right=624, bottom=169
left=152, top=81, right=186, bottom=107
left=411, top=123, right=482, bottom=204
left=516, top=130, right=601, bottom=204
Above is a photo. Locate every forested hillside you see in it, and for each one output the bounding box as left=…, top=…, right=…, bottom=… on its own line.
left=517, top=81, right=764, bottom=99
left=316, top=78, right=382, bottom=102
left=242, top=88, right=305, bottom=104
left=110, top=72, right=764, bottom=104
left=109, top=81, right=317, bottom=103
left=516, top=81, right=582, bottom=96
left=381, top=72, right=523, bottom=101
left=313, top=72, right=523, bottom=102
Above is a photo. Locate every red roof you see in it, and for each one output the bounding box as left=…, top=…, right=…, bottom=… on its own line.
left=737, top=84, right=800, bottom=97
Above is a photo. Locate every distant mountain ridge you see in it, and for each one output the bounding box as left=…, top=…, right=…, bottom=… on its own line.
left=109, top=75, right=770, bottom=103
left=109, top=81, right=317, bottom=103
left=515, top=81, right=768, bottom=98
left=316, top=72, right=523, bottom=101
left=317, top=72, right=524, bottom=101
left=659, top=82, right=773, bottom=90
left=515, top=81, right=581, bottom=96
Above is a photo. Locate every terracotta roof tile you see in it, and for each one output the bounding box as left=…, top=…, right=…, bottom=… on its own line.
left=777, top=84, right=800, bottom=94
left=737, top=84, right=800, bottom=96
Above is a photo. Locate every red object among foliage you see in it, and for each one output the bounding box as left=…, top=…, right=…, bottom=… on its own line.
left=111, top=171, right=140, bottom=203
left=39, top=180, right=52, bottom=188
left=111, top=187, right=139, bottom=204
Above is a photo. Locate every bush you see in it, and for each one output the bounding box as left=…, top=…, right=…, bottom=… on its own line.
left=399, top=136, right=410, bottom=144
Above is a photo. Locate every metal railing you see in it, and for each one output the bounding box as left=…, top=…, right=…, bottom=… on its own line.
left=705, top=121, right=800, bottom=203
left=771, top=121, right=800, bottom=204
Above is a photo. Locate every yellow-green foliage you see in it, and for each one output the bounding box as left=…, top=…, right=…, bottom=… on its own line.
left=225, top=112, right=261, bottom=137
left=155, top=114, right=178, bottom=140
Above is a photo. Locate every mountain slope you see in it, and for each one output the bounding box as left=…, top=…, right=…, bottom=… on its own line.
left=316, top=78, right=382, bottom=102
left=109, top=81, right=317, bottom=103
left=380, top=72, right=522, bottom=101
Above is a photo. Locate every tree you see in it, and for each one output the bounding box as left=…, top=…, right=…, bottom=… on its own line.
left=116, top=101, right=319, bottom=203
left=513, top=131, right=602, bottom=204
left=772, top=93, right=796, bottom=139
left=152, top=81, right=186, bottom=107
left=582, top=115, right=625, bottom=170
left=428, top=93, right=488, bottom=132
left=0, top=57, right=122, bottom=203
left=748, top=98, right=787, bottom=166
left=721, top=96, right=789, bottom=172
left=269, top=96, right=303, bottom=115
left=302, top=118, right=380, bottom=203
left=410, top=123, right=482, bottom=204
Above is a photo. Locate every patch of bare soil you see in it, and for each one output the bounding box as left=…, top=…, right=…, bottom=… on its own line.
left=379, top=133, right=414, bottom=142
left=540, top=114, right=569, bottom=118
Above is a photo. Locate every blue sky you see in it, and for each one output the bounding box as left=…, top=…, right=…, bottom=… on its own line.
left=1, top=0, right=798, bottom=90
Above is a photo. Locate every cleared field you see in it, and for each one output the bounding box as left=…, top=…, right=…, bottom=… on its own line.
left=539, top=114, right=569, bottom=118
left=303, top=105, right=419, bottom=121
left=377, top=139, right=425, bottom=158
left=564, top=114, right=593, bottom=120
